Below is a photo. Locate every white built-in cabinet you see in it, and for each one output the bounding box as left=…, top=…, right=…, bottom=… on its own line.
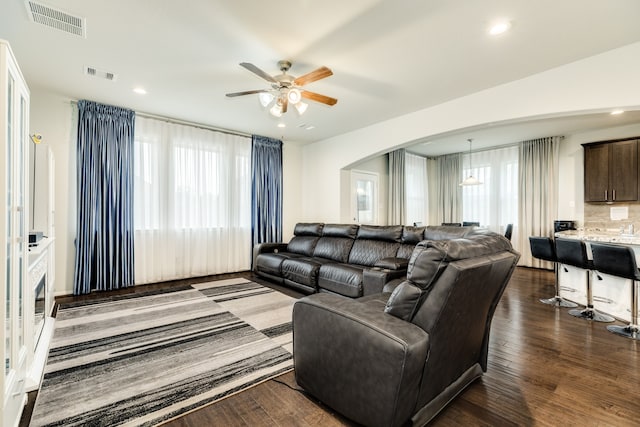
left=1, top=39, right=30, bottom=427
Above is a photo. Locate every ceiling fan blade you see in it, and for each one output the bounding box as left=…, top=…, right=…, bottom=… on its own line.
left=239, top=62, right=278, bottom=84
left=301, top=90, right=338, bottom=106
left=294, top=66, right=333, bottom=86
left=225, top=89, right=267, bottom=97
left=282, top=98, right=288, bottom=113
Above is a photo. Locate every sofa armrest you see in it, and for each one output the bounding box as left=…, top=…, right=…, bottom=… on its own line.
left=362, top=267, right=408, bottom=296
left=375, top=257, right=409, bottom=270
left=252, top=242, right=288, bottom=271
left=254, top=242, right=288, bottom=254
left=293, top=293, right=429, bottom=427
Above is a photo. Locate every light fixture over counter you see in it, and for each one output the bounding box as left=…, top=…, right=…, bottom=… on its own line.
left=460, top=138, right=482, bottom=186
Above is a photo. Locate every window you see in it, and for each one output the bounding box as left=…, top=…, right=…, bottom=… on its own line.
left=405, top=152, right=428, bottom=225
left=461, top=145, right=518, bottom=231
left=133, top=117, right=252, bottom=284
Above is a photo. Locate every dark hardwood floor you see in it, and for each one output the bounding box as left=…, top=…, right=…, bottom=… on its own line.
left=21, top=267, right=640, bottom=426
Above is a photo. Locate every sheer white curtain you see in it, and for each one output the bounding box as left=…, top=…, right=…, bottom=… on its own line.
left=405, top=152, right=428, bottom=225
left=134, top=116, right=252, bottom=284
left=517, top=137, right=560, bottom=267
left=436, top=154, right=462, bottom=224
left=462, top=145, right=518, bottom=246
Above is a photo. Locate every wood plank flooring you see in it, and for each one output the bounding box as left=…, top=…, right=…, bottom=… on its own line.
left=22, top=267, right=640, bottom=426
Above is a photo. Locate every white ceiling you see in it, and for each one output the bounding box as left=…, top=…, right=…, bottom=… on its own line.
left=2, top=0, right=640, bottom=154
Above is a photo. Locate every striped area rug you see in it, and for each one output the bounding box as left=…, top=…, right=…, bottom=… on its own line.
left=30, top=278, right=295, bottom=427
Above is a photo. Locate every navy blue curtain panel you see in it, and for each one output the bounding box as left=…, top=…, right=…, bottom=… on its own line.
left=74, top=100, right=135, bottom=295
left=251, top=135, right=283, bottom=250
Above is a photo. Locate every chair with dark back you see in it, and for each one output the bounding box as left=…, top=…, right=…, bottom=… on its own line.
left=529, top=236, right=578, bottom=308
left=462, top=221, right=480, bottom=227
left=504, top=224, right=513, bottom=241
left=590, top=242, right=640, bottom=340
left=555, top=238, right=614, bottom=322
left=441, top=222, right=462, bottom=226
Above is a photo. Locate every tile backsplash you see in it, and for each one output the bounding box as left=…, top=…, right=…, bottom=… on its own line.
left=583, top=202, right=640, bottom=231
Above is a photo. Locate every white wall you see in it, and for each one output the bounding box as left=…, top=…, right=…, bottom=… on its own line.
left=301, top=41, right=640, bottom=222
left=29, top=86, right=76, bottom=296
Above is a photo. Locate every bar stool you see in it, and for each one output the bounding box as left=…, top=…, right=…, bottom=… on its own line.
left=590, top=242, right=640, bottom=340
left=555, top=238, right=614, bottom=322
left=529, top=236, right=578, bottom=308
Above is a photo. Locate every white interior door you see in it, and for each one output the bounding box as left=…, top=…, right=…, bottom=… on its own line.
left=351, top=170, right=379, bottom=224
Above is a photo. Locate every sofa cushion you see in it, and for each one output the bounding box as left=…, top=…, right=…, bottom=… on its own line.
left=282, top=257, right=333, bottom=289
left=357, top=225, right=403, bottom=242
left=384, top=281, right=423, bottom=321
left=318, top=264, right=365, bottom=298
left=402, top=226, right=426, bottom=244
left=348, top=239, right=400, bottom=266
left=287, top=235, right=320, bottom=256
left=256, top=252, right=301, bottom=276
left=294, top=222, right=324, bottom=236
left=322, top=223, right=359, bottom=238
left=313, top=237, right=355, bottom=263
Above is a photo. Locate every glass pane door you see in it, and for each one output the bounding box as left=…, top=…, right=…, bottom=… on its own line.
left=351, top=170, right=379, bottom=224
left=5, top=75, right=13, bottom=375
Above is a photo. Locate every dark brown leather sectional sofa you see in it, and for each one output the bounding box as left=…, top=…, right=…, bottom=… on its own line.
left=253, top=222, right=477, bottom=297
left=292, top=227, right=520, bottom=426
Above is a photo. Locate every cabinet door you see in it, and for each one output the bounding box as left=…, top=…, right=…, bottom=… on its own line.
left=609, top=139, right=638, bottom=201
left=2, top=41, right=28, bottom=427
left=584, top=144, right=609, bottom=202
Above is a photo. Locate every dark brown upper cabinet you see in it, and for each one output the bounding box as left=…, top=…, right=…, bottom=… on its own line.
left=583, top=138, right=639, bottom=202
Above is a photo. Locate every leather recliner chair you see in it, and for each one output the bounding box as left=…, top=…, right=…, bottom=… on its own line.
left=292, top=230, right=520, bottom=426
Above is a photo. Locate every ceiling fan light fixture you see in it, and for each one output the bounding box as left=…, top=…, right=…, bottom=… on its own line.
left=227, top=60, right=337, bottom=116
left=294, top=101, right=308, bottom=115
left=259, top=92, right=274, bottom=107
left=287, top=88, right=301, bottom=104
left=269, top=102, right=283, bottom=117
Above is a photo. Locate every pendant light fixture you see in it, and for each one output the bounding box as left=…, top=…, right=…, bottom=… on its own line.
left=459, top=138, right=482, bottom=186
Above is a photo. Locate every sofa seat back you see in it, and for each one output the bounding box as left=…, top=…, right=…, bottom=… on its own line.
left=312, top=224, right=358, bottom=263
left=346, top=225, right=402, bottom=266
left=286, top=222, right=324, bottom=256
left=396, top=225, right=426, bottom=259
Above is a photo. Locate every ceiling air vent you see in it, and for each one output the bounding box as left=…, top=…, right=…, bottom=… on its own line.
left=84, top=66, right=117, bottom=82
left=25, top=1, right=86, bottom=38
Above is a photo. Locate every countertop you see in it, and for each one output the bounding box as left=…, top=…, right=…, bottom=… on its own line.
left=555, top=229, right=640, bottom=245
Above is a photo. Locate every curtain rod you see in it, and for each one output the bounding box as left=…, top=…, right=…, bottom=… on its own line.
left=411, top=135, right=566, bottom=159
left=460, top=135, right=565, bottom=156
left=69, top=100, right=251, bottom=138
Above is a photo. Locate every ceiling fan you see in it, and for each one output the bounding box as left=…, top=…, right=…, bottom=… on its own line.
left=225, top=60, right=337, bottom=117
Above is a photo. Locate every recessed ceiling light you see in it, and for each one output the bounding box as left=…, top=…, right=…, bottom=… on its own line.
left=489, top=21, right=511, bottom=35
left=277, top=123, right=286, bottom=128
left=305, top=125, right=315, bottom=130
left=611, top=109, right=625, bottom=115
left=133, top=87, right=147, bottom=95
